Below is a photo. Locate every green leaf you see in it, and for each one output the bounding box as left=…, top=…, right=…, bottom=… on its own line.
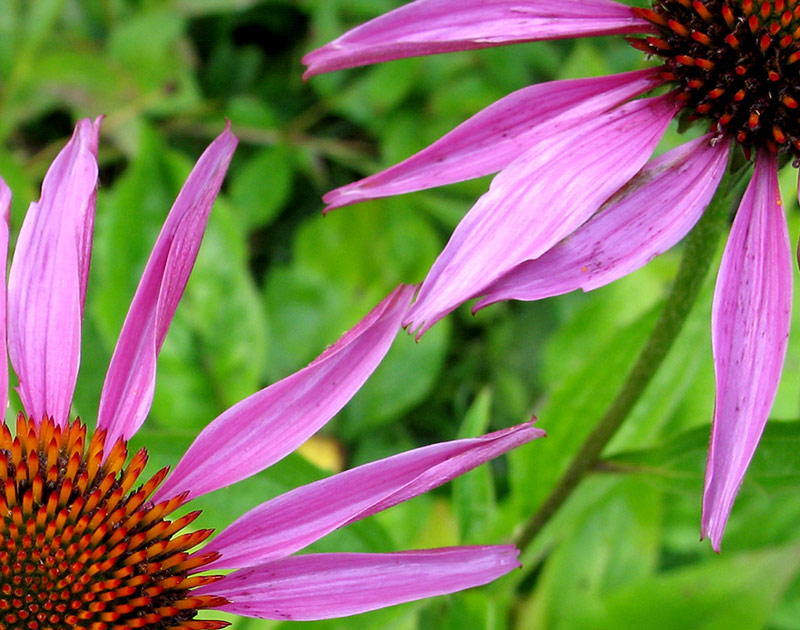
left=508, top=298, right=661, bottom=519
left=452, top=389, right=498, bottom=544
left=570, top=544, right=800, bottom=630
left=230, top=145, right=293, bottom=230
left=522, top=478, right=662, bottom=630
left=420, top=592, right=499, bottom=630
left=606, top=420, right=800, bottom=497
left=340, top=321, right=449, bottom=438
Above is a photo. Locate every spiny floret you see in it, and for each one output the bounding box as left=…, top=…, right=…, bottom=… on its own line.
left=0, top=414, right=228, bottom=630
left=630, top=0, right=800, bottom=155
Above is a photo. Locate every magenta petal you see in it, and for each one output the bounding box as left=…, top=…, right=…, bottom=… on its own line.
left=476, top=134, right=730, bottom=308
left=404, top=94, right=677, bottom=336
left=702, top=151, right=792, bottom=551
left=200, top=547, right=520, bottom=621
left=153, top=285, right=416, bottom=503
left=7, top=118, right=101, bottom=426
left=324, top=69, right=660, bottom=211
left=303, top=0, right=651, bottom=77
left=204, top=422, right=543, bottom=569
left=97, top=126, right=238, bottom=448
left=0, top=179, right=10, bottom=413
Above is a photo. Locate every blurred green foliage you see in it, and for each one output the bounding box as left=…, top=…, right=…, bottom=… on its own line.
left=1, top=0, right=800, bottom=628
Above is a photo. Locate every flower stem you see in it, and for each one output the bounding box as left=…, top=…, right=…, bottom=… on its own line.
left=515, top=170, right=743, bottom=552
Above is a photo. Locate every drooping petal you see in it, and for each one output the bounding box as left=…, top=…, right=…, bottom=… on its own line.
left=97, top=125, right=238, bottom=448
left=204, top=422, right=542, bottom=569
left=7, top=118, right=101, bottom=426
left=303, top=0, right=651, bottom=77
left=0, top=179, right=10, bottom=413
left=199, top=547, right=520, bottom=621
left=404, top=94, right=678, bottom=336
left=324, top=69, right=661, bottom=211
left=476, top=134, right=730, bottom=308
left=153, top=284, right=416, bottom=503
left=702, top=151, right=792, bottom=551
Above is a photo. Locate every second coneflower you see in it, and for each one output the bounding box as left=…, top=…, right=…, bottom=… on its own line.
left=0, top=118, right=544, bottom=629
left=303, top=0, right=799, bottom=549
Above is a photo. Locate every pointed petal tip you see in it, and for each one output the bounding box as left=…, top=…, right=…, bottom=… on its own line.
left=526, top=415, right=546, bottom=438
left=403, top=312, right=437, bottom=341
left=491, top=420, right=546, bottom=445
left=74, top=116, right=103, bottom=155
left=301, top=65, right=319, bottom=81
left=216, top=121, right=239, bottom=150
left=321, top=188, right=358, bottom=213
left=699, top=524, right=723, bottom=554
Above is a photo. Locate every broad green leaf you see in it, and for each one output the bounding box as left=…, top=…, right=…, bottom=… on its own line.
left=570, top=545, right=800, bottom=630
left=339, top=321, right=449, bottom=438
left=230, top=145, right=293, bottom=229
left=522, top=478, right=662, bottom=630
left=509, top=300, right=660, bottom=519
left=607, top=420, right=800, bottom=497
left=452, top=389, right=498, bottom=543
left=420, top=591, right=500, bottom=630
left=107, top=10, right=184, bottom=86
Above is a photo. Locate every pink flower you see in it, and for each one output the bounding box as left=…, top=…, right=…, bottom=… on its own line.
left=303, top=0, right=798, bottom=550
left=0, top=118, right=545, bottom=626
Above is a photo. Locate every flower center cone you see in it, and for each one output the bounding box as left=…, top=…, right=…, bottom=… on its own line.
left=0, top=414, right=228, bottom=630
left=631, top=0, right=800, bottom=154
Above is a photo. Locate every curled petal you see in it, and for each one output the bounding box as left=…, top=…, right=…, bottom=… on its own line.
left=199, top=547, right=520, bottom=621
left=205, top=422, right=543, bottom=569
left=7, top=118, right=101, bottom=426
left=153, top=284, right=416, bottom=503
left=97, top=125, right=238, bottom=447
left=324, top=69, right=661, bottom=210
left=404, top=94, right=678, bottom=336
left=476, top=134, right=730, bottom=307
left=702, top=151, right=792, bottom=551
left=303, top=0, right=651, bottom=77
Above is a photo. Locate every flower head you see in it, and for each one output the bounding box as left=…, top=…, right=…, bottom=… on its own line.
left=303, top=0, right=798, bottom=549
left=0, top=118, right=544, bottom=628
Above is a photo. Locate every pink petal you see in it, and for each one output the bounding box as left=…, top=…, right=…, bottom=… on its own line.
left=324, top=69, right=661, bottom=211
left=199, top=547, right=520, bottom=621
left=302, top=0, right=651, bottom=77
left=475, top=134, right=730, bottom=308
left=153, top=285, right=416, bottom=503
left=404, top=94, right=678, bottom=336
left=0, top=179, right=10, bottom=413
left=7, top=118, right=101, bottom=426
left=205, top=422, right=543, bottom=569
left=702, top=150, right=792, bottom=551
left=97, top=125, right=238, bottom=448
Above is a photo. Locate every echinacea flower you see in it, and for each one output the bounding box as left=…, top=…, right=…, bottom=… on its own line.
left=303, top=0, right=799, bottom=549
left=0, top=118, right=545, bottom=628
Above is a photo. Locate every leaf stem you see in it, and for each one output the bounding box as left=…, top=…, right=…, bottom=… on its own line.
left=515, top=170, right=743, bottom=552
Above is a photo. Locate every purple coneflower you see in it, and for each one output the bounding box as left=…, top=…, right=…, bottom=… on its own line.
left=303, top=0, right=799, bottom=549
left=0, top=118, right=544, bottom=628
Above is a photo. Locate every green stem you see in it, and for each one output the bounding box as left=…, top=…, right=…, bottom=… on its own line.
left=515, top=170, right=743, bottom=552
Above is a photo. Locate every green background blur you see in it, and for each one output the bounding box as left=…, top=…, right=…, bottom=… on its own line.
left=1, top=0, right=800, bottom=628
